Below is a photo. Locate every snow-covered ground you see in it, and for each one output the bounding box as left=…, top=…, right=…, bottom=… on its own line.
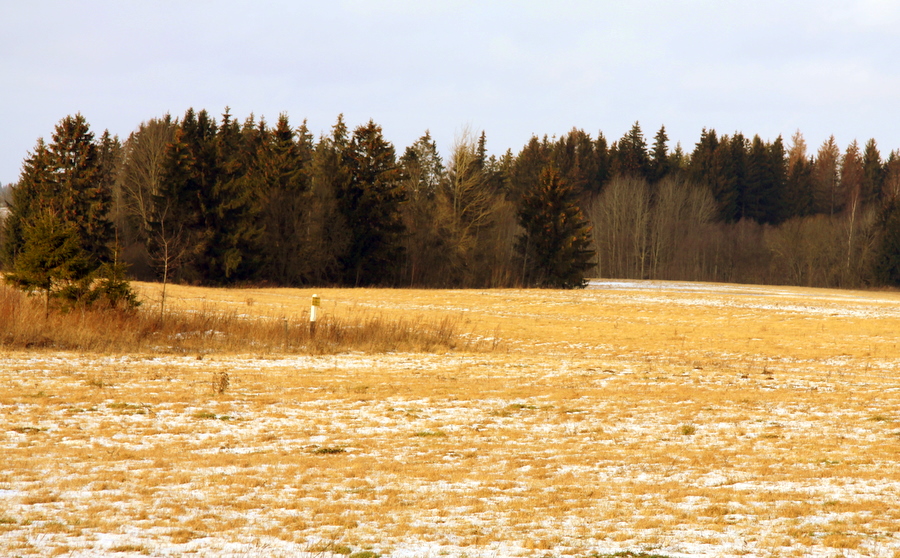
left=3, top=282, right=900, bottom=557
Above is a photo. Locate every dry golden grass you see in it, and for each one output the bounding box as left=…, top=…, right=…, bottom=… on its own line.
left=2, top=279, right=900, bottom=557
left=0, top=282, right=479, bottom=354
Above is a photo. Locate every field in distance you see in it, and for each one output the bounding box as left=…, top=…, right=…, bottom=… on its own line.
left=2, top=280, right=900, bottom=557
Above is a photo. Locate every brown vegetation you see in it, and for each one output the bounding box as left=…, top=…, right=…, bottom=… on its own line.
left=0, top=282, right=477, bottom=354
left=2, top=281, right=900, bottom=557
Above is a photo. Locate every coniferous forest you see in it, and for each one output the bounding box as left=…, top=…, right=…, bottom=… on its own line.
left=4, top=109, right=900, bottom=292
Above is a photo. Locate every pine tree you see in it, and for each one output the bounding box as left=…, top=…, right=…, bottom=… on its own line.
left=516, top=165, right=594, bottom=288
left=593, top=132, right=611, bottom=193
left=841, top=140, right=865, bottom=215
left=149, top=125, right=203, bottom=310
left=551, top=129, right=600, bottom=200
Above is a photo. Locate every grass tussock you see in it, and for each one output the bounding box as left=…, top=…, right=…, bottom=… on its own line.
left=0, top=283, right=479, bottom=354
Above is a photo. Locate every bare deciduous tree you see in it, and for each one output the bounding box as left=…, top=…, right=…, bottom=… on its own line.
left=589, top=175, right=650, bottom=279
left=118, top=117, right=196, bottom=317
left=435, top=129, right=503, bottom=286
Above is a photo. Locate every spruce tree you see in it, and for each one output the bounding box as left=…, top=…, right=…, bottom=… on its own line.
left=6, top=211, right=89, bottom=315
left=508, top=135, right=551, bottom=203
left=862, top=138, right=884, bottom=206
left=552, top=129, right=599, bottom=199
left=49, top=114, right=114, bottom=260
left=150, top=125, right=203, bottom=306
left=307, top=116, right=352, bottom=284
left=191, top=108, right=264, bottom=283
left=592, top=132, right=611, bottom=195
left=3, top=140, right=53, bottom=266
left=689, top=129, right=733, bottom=221
left=649, top=125, right=671, bottom=183
left=4, top=115, right=136, bottom=308
left=339, top=120, right=404, bottom=286
left=399, top=131, right=444, bottom=286
left=875, top=198, right=900, bottom=285
left=257, top=114, right=314, bottom=284
left=721, top=133, right=748, bottom=222
left=516, top=165, right=594, bottom=288
left=744, top=135, right=786, bottom=224
left=614, top=122, right=650, bottom=179
left=813, top=136, right=842, bottom=215
left=784, top=131, right=815, bottom=218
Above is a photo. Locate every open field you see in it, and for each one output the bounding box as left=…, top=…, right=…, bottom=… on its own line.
left=3, top=280, right=900, bottom=557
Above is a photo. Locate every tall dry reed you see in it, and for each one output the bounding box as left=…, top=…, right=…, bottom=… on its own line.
left=0, top=284, right=479, bottom=354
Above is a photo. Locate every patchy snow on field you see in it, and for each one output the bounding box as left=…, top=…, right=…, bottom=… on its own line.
left=3, top=282, right=900, bottom=557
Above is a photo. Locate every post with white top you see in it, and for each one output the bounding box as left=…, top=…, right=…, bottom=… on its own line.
left=310, top=294, right=320, bottom=338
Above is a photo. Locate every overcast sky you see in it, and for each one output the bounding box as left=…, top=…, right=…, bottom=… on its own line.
left=2, top=0, right=899, bottom=185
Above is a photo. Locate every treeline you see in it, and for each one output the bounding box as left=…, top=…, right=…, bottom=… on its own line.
left=4, top=109, right=900, bottom=291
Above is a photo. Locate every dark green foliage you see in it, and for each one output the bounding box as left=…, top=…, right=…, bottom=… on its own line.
left=553, top=128, right=604, bottom=199
left=784, top=133, right=816, bottom=218
left=49, top=115, right=115, bottom=260
left=257, top=114, right=315, bottom=285
left=689, top=129, right=737, bottom=222
left=841, top=140, right=864, bottom=212
left=593, top=132, right=612, bottom=193
left=5, top=211, right=90, bottom=313
left=516, top=165, right=594, bottom=288
left=720, top=133, right=749, bottom=221
left=119, top=115, right=200, bottom=286
left=509, top=130, right=609, bottom=207
left=11, top=109, right=900, bottom=292
left=874, top=198, right=900, bottom=285
left=613, top=121, right=650, bottom=179
left=4, top=115, right=137, bottom=310
left=399, top=131, right=444, bottom=286
left=196, top=109, right=265, bottom=282
left=3, top=140, right=53, bottom=266
left=507, top=135, right=551, bottom=203
left=304, top=116, right=352, bottom=285
left=649, top=125, right=671, bottom=183
left=154, top=125, right=203, bottom=280
left=338, top=120, right=405, bottom=286
left=743, top=135, right=786, bottom=224
left=92, top=261, right=141, bottom=309
left=691, top=131, right=788, bottom=224
left=863, top=138, right=884, bottom=206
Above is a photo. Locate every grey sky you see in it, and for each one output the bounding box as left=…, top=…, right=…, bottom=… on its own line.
left=2, top=0, right=899, bottom=185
